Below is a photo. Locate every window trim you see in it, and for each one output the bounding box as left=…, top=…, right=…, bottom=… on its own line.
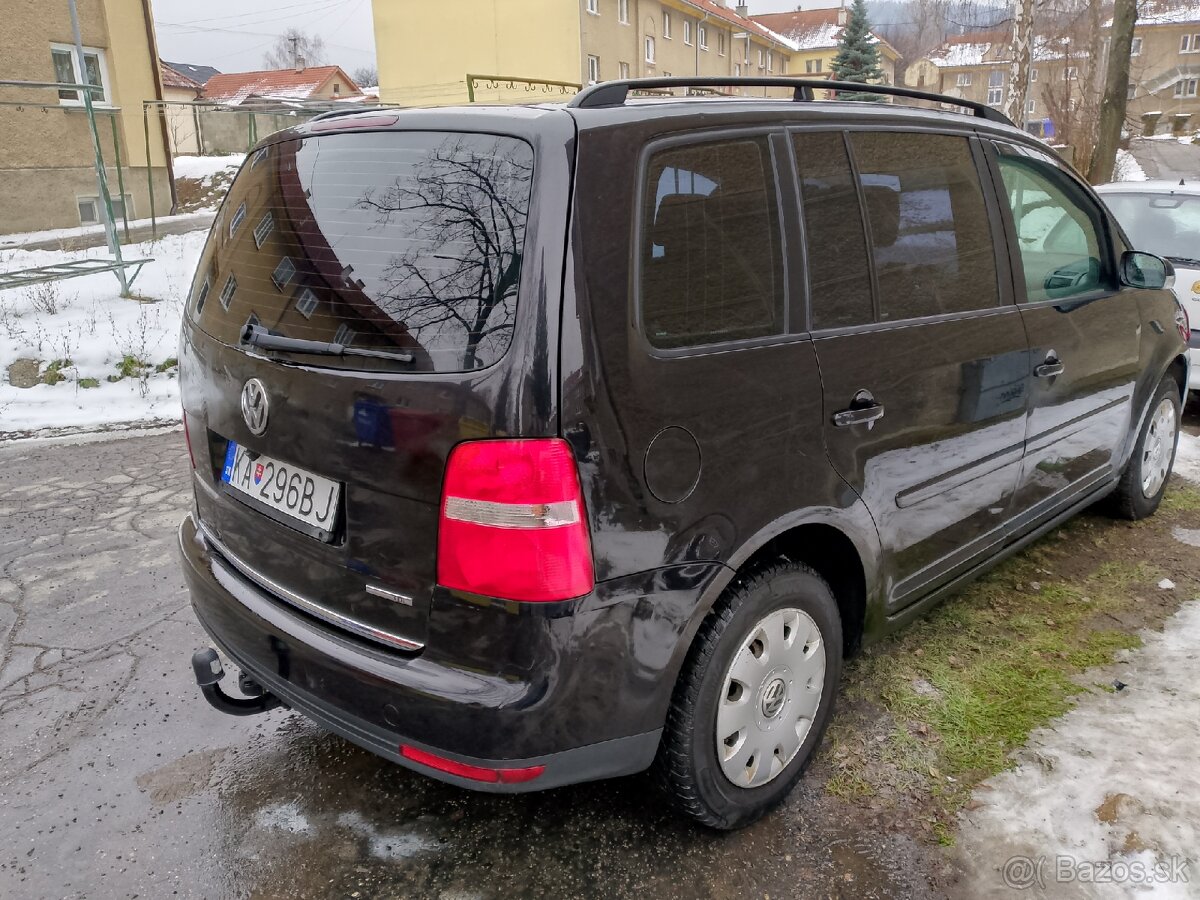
left=586, top=0, right=598, bottom=15
left=645, top=36, right=656, bottom=64
left=683, top=19, right=692, bottom=46
left=587, top=54, right=600, bottom=83
left=50, top=43, right=112, bottom=106
left=618, top=0, right=629, bottom=24
left=662, top=11, right=671, bottom=38
left=632, top=126, right=796, bottom=359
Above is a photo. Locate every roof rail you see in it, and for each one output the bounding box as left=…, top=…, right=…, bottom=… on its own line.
left=567, top=77, right=1013, bottom=125
left=308, top=106, right=392, bottom=123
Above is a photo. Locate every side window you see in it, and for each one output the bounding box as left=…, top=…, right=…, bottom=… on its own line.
left=792, top=131, right=873, bottom=329
left=995, top=147, right=1107, bottom=303
left=850, top=132, right=1000, bottom=321
left=640, top=137, right=784, bottom=349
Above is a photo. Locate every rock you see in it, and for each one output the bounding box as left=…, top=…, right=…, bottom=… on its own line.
left=1030, top=581, right=1042, bottom=592
left=6, top=359, right=40, bottom=389
left=1112, top=679, right=1128, bottom=691
left=912, top=678, right=942, bottom=698
left=1158, top=578, right=1176, bottom=590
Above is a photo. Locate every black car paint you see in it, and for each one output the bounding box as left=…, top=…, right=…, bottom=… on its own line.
left=179, top=99, right=1186, bottom=790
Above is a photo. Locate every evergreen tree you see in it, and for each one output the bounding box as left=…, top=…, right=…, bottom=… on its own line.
left=830, top=0, right=886, bottom=101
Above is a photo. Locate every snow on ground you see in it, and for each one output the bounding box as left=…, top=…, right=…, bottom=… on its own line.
left=1174, top=430, right=1200, bottom=484
left=172, top=153, right=245, bottom=181
left=0, top=212, right=214, bottom=249
left=1114, top=148, right=1149, bottom=182
left=953, top=601, right=1200, bottom=898
left=0, top=231, right=206, bottom=435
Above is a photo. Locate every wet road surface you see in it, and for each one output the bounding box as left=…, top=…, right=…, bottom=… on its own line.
left=0, top=432, right=945, bottom=899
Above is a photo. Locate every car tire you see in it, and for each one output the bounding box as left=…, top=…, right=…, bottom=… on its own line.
left=652, top=560, right=842, bottom=830
left=1111, top=375, right=1181, bottom=520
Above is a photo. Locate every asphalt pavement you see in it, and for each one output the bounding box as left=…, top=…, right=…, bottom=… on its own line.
left=0, top=431, right=943, bottom=900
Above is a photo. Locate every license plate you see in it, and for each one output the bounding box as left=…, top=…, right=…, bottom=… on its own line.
left=221, top=442, right=340, bottom=533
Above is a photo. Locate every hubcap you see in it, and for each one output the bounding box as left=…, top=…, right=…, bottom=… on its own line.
left=715, top=607, right=826, bottom=789
left=1140, top=396, right=1178, bottom=499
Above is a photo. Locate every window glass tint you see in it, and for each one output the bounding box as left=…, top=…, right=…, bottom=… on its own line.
left=850, top=132, right=999, bottom=321
left=793, top=131, right=873, bottom=329
left=996, top=147, right=1105, bottom=303
left=640, top=137, right=784, bottom=348
left=189, top=131, right=534, bottom=373
left=1101, top=192, right=1200, bottom=265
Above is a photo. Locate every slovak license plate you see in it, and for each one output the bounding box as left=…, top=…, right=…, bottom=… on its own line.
left=221, top=442, right=340, bottom=532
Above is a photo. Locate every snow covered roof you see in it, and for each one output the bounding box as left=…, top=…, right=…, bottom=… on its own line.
left=161, top=60, right=221, bottom=86
left=1113, top=2, right=1200, bottom=26
left=673, top=0, right=799, bottom=50
left=926, top=33, right=1082, bottom=68
left=200, top=66, right=362, bottom=106
left=751, top=8, right=897, bottom=55
left=159, top=61, right=202, bottom=91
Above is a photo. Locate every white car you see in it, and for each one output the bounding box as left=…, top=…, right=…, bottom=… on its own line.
left=1097, top=180, right=1200, bottom=391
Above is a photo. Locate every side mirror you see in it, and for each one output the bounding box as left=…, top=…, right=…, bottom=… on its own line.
left=1121, top=251, right=1175, bottom=290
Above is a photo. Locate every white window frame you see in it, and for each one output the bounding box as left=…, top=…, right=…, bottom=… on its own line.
left=766, top=49, right=773, bottom=72
left=1064, top=66, right=1078, bottom=81
left=1183, top=34, right=1192, bottom=53
left=987, top=70, right=1004, bottom=106
left=698, top=25, right=708, bottom=50
left=758, top=48, right=765, bottom=69
left=75, top=193, right=132, bottom=225
left=718, top=31, right=726, bottom=56
left=1030, top=68, right=1038, bottom=82
left=1131, top=36, right=1142, bottom=56
left=662, top=11, right=671, bottom=39
left=619, top=61, right=630, bottom=79
left=645, top=36, right=656, bottom=64
left=50, top=43, right=112, bottom=106
left=195, top=276, right=210, bottom=314
left=295, top=287, right=319, bottom=319
left=618, top=0, right=628, bottom=24
left=253, top=211, right=274, bottom=249
left=1127, top=82, right=1137, bottom=100
left=272, top=257, right=297, bottom=290
left=586, top=0, right=598, bottom=15
left=334, top=324, right=356, bottom=346
left=229, top=202, right=246, bottom=238
left=734, top=63, right=741, bottom=77
left=956, top=72, right=971, bottom=87
left=1175, top=78, right=1198, bottom=98
left=683, top=20, right=692, bottom=46
left=587, top=54, right=600, bottom=83
left=219, top=274, right=237, bottom=311
left=1026, top=96, right=1036, bottom=114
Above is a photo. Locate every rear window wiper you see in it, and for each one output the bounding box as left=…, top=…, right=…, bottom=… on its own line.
left=1165, top=256, right=1200, bottom=268
left=241, top=324, right=414, bottom=363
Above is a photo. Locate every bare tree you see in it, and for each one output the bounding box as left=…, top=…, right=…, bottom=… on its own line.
left=1089, top=0, right=1138, bottom=182
left=1003, top=0, right=1035, bottom=124
left=262, top=28, right=327, bottom=70
left=351, top=65, right=378, bottom=88
left=356, top=137, right=533, bottom=371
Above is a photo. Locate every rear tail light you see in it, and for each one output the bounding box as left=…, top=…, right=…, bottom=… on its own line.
left=400, top=744, right=545, bottom=784
left=1176, top=302, right=1190, bottom=342
left=182, top=409, right=196, bottom=470
left=436, top=438, right=594, bottom=602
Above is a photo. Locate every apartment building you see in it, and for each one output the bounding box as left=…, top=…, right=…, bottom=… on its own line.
left=0, top=0, right=172, bottom=235
left=373, top=0, right=799, bottom=106
left=1126, top=4, right=1200, bottom=128
left=751, top=6, right=899, bottom=91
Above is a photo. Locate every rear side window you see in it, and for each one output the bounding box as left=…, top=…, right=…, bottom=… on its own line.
left=188, top=131, right=535, bottom=373
left=849, top=132, right=999, bottom=322
left=792, top=131, right=874, bottom=329
left=640, top=137, right=784, bottom=349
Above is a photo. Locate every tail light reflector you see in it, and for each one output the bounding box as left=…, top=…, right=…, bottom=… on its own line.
left=400, top=744, right=545, bottom=784
left=436, top=438, right=594, bottom=602
left=1176, top=302, right=1190, bottom=343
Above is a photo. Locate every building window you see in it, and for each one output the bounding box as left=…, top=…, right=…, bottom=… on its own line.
left=734, top=63, right=741, bottom=77
left=586, top=0, right=598, bottom=15
left=195, top=276, right=210, bottom=315
left=251, top=146, right=269, bottom=168
left=987, top=70, right=1004, bottom=105
left=718, top=31, right=726, bottom=56
left=758, top=49, right=765, bottom=69
left=50, top=44, right=110, bottom=105
left=956, top=72, right=972, bottom=87
left=219, top=274, right=237, bottom=311
left=618, top=0, right=628, bottom=24
left=334, top=324, right=356, bottom=346
left=332, top=83, right=340, bottom=95
left=645, top=36, right=656, bottom=64
left=662, top=12, right=671, bottom=38
left=1175, top=78, right=1198, bottom=97
left=1027, top=97, right=1036, bottom=114
left=744, top=41, right=750, bottom=64
left=619, top=61, right=630, bottom=79
left=1183, top=34, right=1198, bottom=53
left=806, top=58, right=823, bottom=73
left=782, top=57, right=788, bottom=75
left=295, top=287, right=319, bottom=319
left=684, top=20, right=692, bottom=45
left=253, top=211, right=274, bottom=248
left=76, top=193, right=132, bottom=225
left=272, top=257, right=297, bottom=290
left=229, top=202, right=246, bottom=238
left=1064, top=66, right=1078, bottom=80
left=699, top=25, right=708, bottom=50
left=766, top=50, right=773, bottom=72
left=588, top=54, right=600, bottom=83
left=1030, top=68, right=1038, bottom=82
left=1127, top=82, right=1137, bottom=100
left=1131, top=36, right=1142, bottom=56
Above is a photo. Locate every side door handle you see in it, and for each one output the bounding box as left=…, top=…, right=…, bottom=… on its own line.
left=833, top=389, right=885, bottom=428
left=1034, top=352, right=1065, bottom=379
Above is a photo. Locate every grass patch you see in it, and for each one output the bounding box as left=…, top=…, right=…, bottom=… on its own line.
left=41, top=358, right=72, bottom=385
left=818, top=484, right=1200, bottom=829
left=115, top=354, right=149, bottom=379
left=77, top=377, right=100, bottom=389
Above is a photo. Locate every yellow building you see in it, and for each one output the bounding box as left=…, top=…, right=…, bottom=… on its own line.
left=751, top=6, right=899, bottom=91
left=0, top=0, right=172, bottom=235
left=373, top=0, right=801, bottom=106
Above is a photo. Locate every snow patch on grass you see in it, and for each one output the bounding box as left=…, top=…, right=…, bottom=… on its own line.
left=1174, top=430, right=1200, bottom=484
left=172, top=153, right=244, bottom=180
left=1114, top=149, right=1149, bottom=182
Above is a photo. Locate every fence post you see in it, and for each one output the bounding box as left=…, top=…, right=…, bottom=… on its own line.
left=109, top=114, right=130, bottom=240
left=144, top=101, right=157, bottom=240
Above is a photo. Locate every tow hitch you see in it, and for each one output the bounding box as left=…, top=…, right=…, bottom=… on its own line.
left=191, top=647, right=283, bottom=716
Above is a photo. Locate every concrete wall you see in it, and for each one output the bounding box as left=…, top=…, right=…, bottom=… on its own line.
left=196, top=108, right=315, bottom=156
left=162, top=87, right=201, bottom=156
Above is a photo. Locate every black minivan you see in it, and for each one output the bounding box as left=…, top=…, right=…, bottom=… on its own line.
left=178, top=78, right=1188, bottom=829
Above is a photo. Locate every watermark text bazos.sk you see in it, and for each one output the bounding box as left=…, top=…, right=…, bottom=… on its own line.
left=1002, top=854, right=1190, bottom=890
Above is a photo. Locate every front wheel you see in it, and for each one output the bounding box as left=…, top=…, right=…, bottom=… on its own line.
left=1111, top=375, right=1181, bottom=520
left=653, top=561, right=842, bottom=830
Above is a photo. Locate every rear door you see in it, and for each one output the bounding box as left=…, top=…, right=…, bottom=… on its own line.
left=795, top=128, right=1030, bottom=609
left=179, top=115, right=571, bottom=651
left=987, top=141, right=1142, bottom=521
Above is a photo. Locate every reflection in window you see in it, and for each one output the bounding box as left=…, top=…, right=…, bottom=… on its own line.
left=640, top=137, right=784, bottom=348
left=295, top=287, right=319, bottom=319
left=254, top=212, right=274, bottom=248
left=334, top=324, right=356, bottom=346
left=271, top=256, right=296, bottom=290
left=229, top=202, right=246, bottom=238
left=195, top=276, right=210, bottom=315
left=219, top=274, right=237, bottom=310
left=850, top=132, right=999, bottom=321
left=1104, top=192, right=1200, bottom=264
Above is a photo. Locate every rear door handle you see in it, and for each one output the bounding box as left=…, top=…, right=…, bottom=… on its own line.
left=833, top=390, right=885, bottom=428
left=1035, top=355, right=1065, bottom=378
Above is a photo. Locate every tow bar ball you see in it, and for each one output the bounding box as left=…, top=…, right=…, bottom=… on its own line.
left=191, top=647, right=283, bottom=717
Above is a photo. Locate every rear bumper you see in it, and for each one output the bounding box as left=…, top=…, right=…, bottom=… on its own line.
left=178, top=513, right=719, bottom=792
left=1188, top=344, right=1200, bottom=390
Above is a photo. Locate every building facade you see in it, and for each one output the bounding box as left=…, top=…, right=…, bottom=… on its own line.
left=373, top=0, right=801, bottom=106
left=0, top=0, right=172, bottom=235
left=751, top=6, right=900, bottom=92
left=1126, top=7, right=1200, bottom=130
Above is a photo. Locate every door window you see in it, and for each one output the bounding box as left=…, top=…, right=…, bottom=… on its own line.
left=849, top=132, right=1000, bottom=321
left=792, top=131, right=874, bottom=329
left=995, top=146, right=1108, bottom=303
left=640, top=137, right=784, bottom=348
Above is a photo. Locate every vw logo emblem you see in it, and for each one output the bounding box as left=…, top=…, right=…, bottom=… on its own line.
left=760, top=678, right=788, bottom=719
left=240, top=378, right=269, bottom=435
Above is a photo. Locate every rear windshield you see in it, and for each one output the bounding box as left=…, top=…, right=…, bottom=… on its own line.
left=1103, top=191, right=1200, bottom=266
left=188, top=130, right=535, bottom=373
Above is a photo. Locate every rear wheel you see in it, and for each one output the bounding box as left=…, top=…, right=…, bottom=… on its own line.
left=1111, top=376, right=1181, bottom=520
left=653, top=561, right=842, bottom=829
